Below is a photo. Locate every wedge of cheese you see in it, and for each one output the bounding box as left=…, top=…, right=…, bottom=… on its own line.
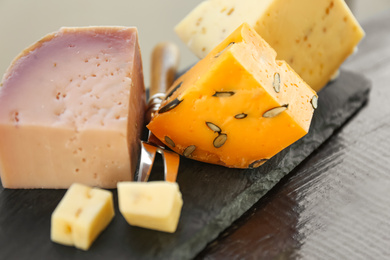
left=51, top=183, right=115, bottom=250
left=0, top=27, right=146, bottom=188
left=148, top=23, right=317, bottom=169
left=117, top=181, right=183, bottom=233
left=175, top=0, right=364, bottom=91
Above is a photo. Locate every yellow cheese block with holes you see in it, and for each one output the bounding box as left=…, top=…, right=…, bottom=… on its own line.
left=175, top=0, right=364, bottom=91
left=51, top=183, right=115, bottom=250
left=148, top=23, right=317, bottom=169
left=117, top=181, right=183, bottom=233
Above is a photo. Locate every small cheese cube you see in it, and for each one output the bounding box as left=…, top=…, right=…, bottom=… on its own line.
left=148, top=23, right=317, bottom=169
left=117, top=181, right=183, bottom=233
left=175, top=0, right=364, bottom=91
left=51, top=183, right=114, bottom=250
left=0, top=27, right=146, bottom=188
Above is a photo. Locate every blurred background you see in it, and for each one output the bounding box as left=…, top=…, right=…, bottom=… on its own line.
left=1, top=0, right=390, bottom=87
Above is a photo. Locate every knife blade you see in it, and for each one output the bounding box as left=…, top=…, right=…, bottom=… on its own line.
left=137, top=42, right=180, bottom=183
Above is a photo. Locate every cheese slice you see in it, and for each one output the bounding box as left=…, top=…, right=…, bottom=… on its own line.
left=51, top=183, right=115, bottom=250
left=175, top=0, right=364, bottom=91
left=0, top=27, right=146, bottom=188
left=117, top=181, right=183, bottom=233
left=148, top=23, right=317, bottom=169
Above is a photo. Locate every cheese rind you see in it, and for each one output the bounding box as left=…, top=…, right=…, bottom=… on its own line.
left=148, top=23, right=316, bottom=168
left=51, top=183, right=115, bottom=250
left=175, top=0, right=364, bottom=91
left=0, top=27, right=146, bottom=188
left=117, top=181, right=183, bottom=233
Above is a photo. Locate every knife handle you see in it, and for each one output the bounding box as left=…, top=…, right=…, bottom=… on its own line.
left=150, top=42, right=180, bottom=97
left=146, top=42, right=180, bottom=123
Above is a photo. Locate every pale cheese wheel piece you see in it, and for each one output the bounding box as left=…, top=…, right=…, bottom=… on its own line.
left=175, top=0, right=365, bottom=91
left=0, top=26, right=146, bottom=188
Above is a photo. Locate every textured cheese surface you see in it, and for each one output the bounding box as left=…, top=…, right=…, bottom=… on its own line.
left=175, top=0, right=365, bottom=91
left=148, top=23, right=317, bottom=169
left=117, top=181, right=183, bottom=233
left=0, top=27, right=145, bottom=188
left=51, top=183, right=115, bottom=250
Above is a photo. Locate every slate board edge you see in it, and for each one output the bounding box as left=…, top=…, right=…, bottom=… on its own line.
left=170, top=70, right=371, bottom=260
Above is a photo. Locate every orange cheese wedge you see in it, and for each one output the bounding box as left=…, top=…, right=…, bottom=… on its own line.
left=147, top=23, right=317, bottom=169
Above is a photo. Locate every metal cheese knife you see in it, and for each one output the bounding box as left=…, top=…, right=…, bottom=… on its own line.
left=137, top=42, right=180, bottom=183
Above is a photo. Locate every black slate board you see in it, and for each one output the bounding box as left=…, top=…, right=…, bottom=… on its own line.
left=0, top=69, right=370, bottom=259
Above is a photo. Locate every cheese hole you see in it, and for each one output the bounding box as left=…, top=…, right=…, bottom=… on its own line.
left=12, top=111, right=20, bottom=123
left=75, top=208, right=82, bottom=218
left=82, top=158, right=86, bottom=163
left=54, top=108, right=65, bottom=117
left=227, top=8, right=235, bottom=16
left=196, top=17, right=203, bottom=26
left=65, top=225, right=72, bottom=234
left=75, top=168, right=79, bottom=173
